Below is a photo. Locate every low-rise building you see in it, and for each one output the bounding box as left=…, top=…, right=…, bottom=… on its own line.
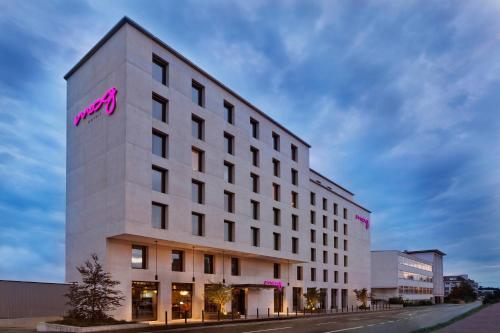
left=444, top=275, right=478, bottom=297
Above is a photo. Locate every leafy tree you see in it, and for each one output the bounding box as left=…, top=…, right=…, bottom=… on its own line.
left=204, top=283, right=233, bottom=313
left=448, top=282, right=477, bottom=303
left=353, top=288, right=371, bottom=308
left=304, top=288, right=320, bottom=310
left=65, top=254, right=124, bottom=321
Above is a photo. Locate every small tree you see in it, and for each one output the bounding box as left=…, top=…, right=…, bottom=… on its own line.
left=66, top=254, right=124, bottom=321
left=304, top=288, right=320, bottom=310
left=353, top=288, right=370, bottom=308
left=204, top=283, right=233, bottom=314
left=448, top=283, right=476, bottom=303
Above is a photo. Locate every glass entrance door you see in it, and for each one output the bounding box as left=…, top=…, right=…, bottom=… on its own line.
left=172, top=283, right=193, bottom=319
left=231, top=288, right=246, bottom=315
left=132, top=281, right=158, bottom=321
left=292, top=287, right=302, bottom=311
left=273, top=288, right=284, bottom=312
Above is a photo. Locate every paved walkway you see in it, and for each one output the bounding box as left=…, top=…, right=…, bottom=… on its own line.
left=437, top=302, right=500, bottom=333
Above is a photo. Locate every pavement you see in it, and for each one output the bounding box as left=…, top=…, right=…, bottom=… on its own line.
left=436, top=302, right=500, bottom=333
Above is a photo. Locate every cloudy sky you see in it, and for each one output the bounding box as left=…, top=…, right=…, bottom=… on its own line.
left=0, top=0, right=499, bottom=287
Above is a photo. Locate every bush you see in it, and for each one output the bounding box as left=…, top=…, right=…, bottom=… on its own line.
left=483, top=291, right=500, bottom=304
left=388, top=297, right=404, bottom=304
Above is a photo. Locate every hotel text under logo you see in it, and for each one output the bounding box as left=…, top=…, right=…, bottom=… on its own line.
left=73, top=87, right=118, bottom=126
left=355, top=214, right=370, bottom=229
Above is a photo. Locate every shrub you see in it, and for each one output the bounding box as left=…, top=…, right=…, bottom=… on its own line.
left=483, top=291, right=500, bottom=304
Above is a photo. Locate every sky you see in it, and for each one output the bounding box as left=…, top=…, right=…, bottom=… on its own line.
left=0, top=0, right=499, bottom=287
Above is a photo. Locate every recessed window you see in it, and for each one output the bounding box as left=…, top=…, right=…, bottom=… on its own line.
left=223, top=101, right=234, bottom=124
left=273, top=232, right=281, bottom=251
left=204, top=254, right=215, bottom=274
left=224, top=161, right=234, bottom=184
left=171, top=250, right=184, bottom=272
left=224, top=132, right=234, bottom=155
left=343, top=223, right=348, bottom=236
left=311, top=248, right=316, bottom=261
left=297, top=266, right=303, bottom=280
left=323, top=198, right=327, bottom=211
left=344, top=255, right=348, bottom=267
left=344, top=272, right=348, bottom=284
left=343, top=208, right=348, bottom=219
left=292, top=214, right=299, bottom=231
left=152, top=130, right=167, bottom=158
left=323, top=269, right=328, bottom=282
left=224, top=220, right=235, bottom=242
left=272, top=159, right=280, bottom=177
left=291, top=191, right=298, bottom=208
left=334, top=236, right=339, bottom=249
left=224, top=191, right=235, bottom=213
left=192, top=80, right=204, bottom=107
left=250, top=146, right=259, bottom=167
left=191, top=179, right=204, bottom=204
left=310, top=211, right=316, bottom=224
left=310, top=229, right=316, bottom=243
left=250, top=118, right=259, bottom=139
left=292, top=237, right=299, bottom=254
left=272, top=132, right=280, bottom=151
left=272, top=183, right=280, bottom=202
left=152, top=55, right=167, bottom=85
left=152, top=166, right=167, bottom=193
left=323, top=215, right=328, bottom=228
left=334, top=203, right=338, bottom=216
left=291, top=169, right=298, bottom=186
left=311, top=268, right=316, bottom=281
left=310, top=192, right=316, bottom=206
left=273, top=263, right=281, bottom=278
left=231, top=257, right=240, bottom=276
left=251, top=200, right=260, bottom=220
left=191, top=115, right=204, bottom=140
left=192, top=212, right=204, bottom=236
left=334, top=270, right=338, bottom=283
left=334, top=253, right=338, bottom=265
left=192, top=147, right=204, bottom=172
left=323, top=233, right=328, bottom=246
left=291, top=144, right=298, bottom=162
left=344, top=239, right=348, bottom=251
left=152, top=202, right=167, bottom=229
left=323, top=251, right=328, bottom=264
left=131, top=245, right=147, bottom=269
left=152, top=94, right=168, bottom=123
left=273, top=207, right=281, bottom=226
left=251, top=227, right=260, bottom=247
left=334, top=220, right=338, bottom=232
left=250, top=173, right=259, bottom=193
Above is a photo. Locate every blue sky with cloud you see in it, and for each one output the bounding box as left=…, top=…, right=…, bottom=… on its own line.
left=0, top=1, right=499, bottom=286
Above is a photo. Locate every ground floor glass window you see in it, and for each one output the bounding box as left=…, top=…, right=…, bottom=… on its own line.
left=172, top=283, right=193, bottom=319
left=132, top=281, right=158, bottom=321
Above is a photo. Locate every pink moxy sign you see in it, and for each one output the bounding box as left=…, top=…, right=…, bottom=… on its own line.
left=355, top=214, right=370, bottom=229
left=73, top=87, right=118, bottom=126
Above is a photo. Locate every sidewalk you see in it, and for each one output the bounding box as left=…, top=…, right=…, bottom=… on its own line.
left=436, top=303, right=500, bottom=333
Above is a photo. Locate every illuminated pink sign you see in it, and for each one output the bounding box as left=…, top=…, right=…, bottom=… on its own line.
left=355, top=214, right=370, bottom=229
left=74, top=87, right=118, bottom=126
left=263, top=280, right=284, bottom=290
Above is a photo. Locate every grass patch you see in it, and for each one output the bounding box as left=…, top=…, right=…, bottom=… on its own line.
left=412, top=304, right=487, bottom=333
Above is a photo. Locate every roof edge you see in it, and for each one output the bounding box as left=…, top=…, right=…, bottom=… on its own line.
left=309, top=178, right=371, bottom=213
left=310, top=168, right=354, bottom=195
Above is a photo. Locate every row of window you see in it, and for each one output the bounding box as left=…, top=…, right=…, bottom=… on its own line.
left=398, top=286, right=434, bottom=295
left=310, top=192, right=349, bottom=219
left=398, top=271, right=433, bottom=282
left=274, top=264, right=349, bottom=283
left=398, top=256, right=433, bottom=272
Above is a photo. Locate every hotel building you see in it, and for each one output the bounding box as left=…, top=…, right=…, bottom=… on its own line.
left=371, top=250, right=445, bottom=304
left=65, top=17, right=371, bottom=321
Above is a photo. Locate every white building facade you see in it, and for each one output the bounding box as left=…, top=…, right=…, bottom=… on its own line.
left=65, top=17, right=371, bottom=322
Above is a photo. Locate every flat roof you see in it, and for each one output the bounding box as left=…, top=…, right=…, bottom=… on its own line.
left=310, top=168, right=354, bottom=195
left=404, top=249, right=446, bottom=256
left=310, top=178, right=371, bottom=213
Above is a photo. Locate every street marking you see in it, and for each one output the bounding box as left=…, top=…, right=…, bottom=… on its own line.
left=242, top=327, right=293, bottom=333
left=317, top=321, right=338, bottom=326
left=324, top=326, right=364, bottom=332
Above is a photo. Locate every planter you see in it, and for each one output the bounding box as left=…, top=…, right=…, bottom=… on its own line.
left=37, top=322, right=149, bottom=332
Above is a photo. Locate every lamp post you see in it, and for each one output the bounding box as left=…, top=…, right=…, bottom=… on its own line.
left=155, top=240, right=158, bottom=281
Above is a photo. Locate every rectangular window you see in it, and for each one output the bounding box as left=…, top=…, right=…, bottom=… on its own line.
left=192, top=80, right=204, bottom=107
left=343, top=224, right=348, bottom=235
left=334, top=253, right=338, bottom=265
left=334, top=220, right=338, bottom=232
left=273, top=207, right=281, bottom=226
left=292, top=237, right=299, bottom=254
left=344, top=255, right=348, bottom=267
left=322, top=198, right=327, bottom=211
left=251, top=227, right=260, bottom=247
left=334, top=271, right=338, bottom=283
left=334, top=236, right=339, bottom=249
left=273, top=232, right=281, bottom=251
left=310, top=192, right=316, bottom=206
left=204, top=254, right=214, bottom=274
left=223, top=100, right=234, bottom=124
left=224, top=132, right=234, bottom=155
left=250, top=173, right=259, bottom=193
left=297, top=266, right=303, bottom=280
left=291, top=191, right=298, bottom=208
left=224, top=220, right=235, bottom=242
left=191, top=179, right=204, bottom=204
left=272, top=159, right=280, bottom=177
left=191, top=115, right=204, bottom=140
left=231, top=257, right=240, bottom=276
left=291, top=144, right=298, bottom=162
left=273, top=263, right=281, bottom=278
left=250, top=118, right=259, bottom=139
left=310, top=210, right=316, bottom=224
left=152, top=55, right=167, bottom=85
left=323, top=251, right=328, bottom=264
left=250, top=146, right=259, bottom=167
left=323, top=233, right=328, bottom=246
left=291, top=169, right=298, bottom=186
left=311, top=248, right=316, bottom=261
left=323, top=269, right=328, bottom=282
left=152, top=94, right=167, bottom=123
left=224, top=161, right=234, bottom=184
left=224, top=191, right=235, bottom=213
left=291, top=214, right=299, bottom=231
left=131, top=245, right=147, bottom=269
left=311, top=268, right=316, bottom=281
left=251, top=200, right=260, bottom=220
left=322, top=215, right=328, bottom=229
left=310, top=229, right=316, bottom=243
left=272, top=132, right=280, bottom=151
left=272, top=183, right=280, bottom=201
left=152, top=166, right=167, bottom=193
left=171, top=250, right=184, bottom=272
left=191, top=212, right=204, bottom=236
left=152, top=202, right=167, bottom=229
left=334, top=203, right=338, bottom=216
left=343, top=208, right=348, bottom=219
left=344, top=272, right=348, bottom=284
left=192, top=147, right=204, bottom=172
left=152, top=130, right=167, bottom=158
left=344, top=239, right=348, bottom=251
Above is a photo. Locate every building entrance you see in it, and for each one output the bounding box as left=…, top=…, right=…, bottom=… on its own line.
left=172, top=283, right=192, bottom=319
left=132, top=281, right=158, bottom=321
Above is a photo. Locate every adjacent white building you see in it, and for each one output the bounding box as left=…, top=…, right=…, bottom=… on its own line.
left=371, top=250, right=445, bottom=304
left=444, top=274, right=479, bottom=297
left=65, top=17, right=372, bottom=321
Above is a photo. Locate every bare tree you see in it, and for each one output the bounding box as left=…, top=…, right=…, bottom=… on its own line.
left=204, top=283, right=233, bottom=314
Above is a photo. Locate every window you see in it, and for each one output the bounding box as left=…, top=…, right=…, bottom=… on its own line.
left=204, top=254, right=214, bottom=274
left=334, top=271, right=339, bottom=283
left=273, top=208, right=281, bottom=226
left=251, top=200, right=260, bottom=220
left=334, top=253, right=338, bottom=265
left=272, top=183, right=280, bottom=201
left=192, top=212, right=204, bottom=236
left=310, top=211, right=316, bottom=224
left=224, top=161, right=234, bottom=184
left=344, top=255, right=348, bottom=267
left=323, top=233, right=328, bottom=246
left=152, top=130, right=167, bottom=158
left=311, top=268, right=316, bottom=281
left=224, top=132, right=234, bottom=155
left=291, top=169, right=298, bottom=186
left=334, top=236, right=339, bottom=249
left=191, top=115, right=204, bottom=140
left=223, top=101, right=234, bottom=124
left=334, top=220, right=338, bottom=232
left=297, top=266, right=303, bottom=280
left=192, top=80, right=204, bottom=106
left=344, top=239, right=348, bottom=251
left=310, top=248, right=316, bottom=261
left=152, top=202, right=167, bottom=229
left=132, top=245, right=147, bottom=269
left=291, top=191, right=298, bottom=208
left=323, top=269, right=328, bottom=282
left=192, top=147, right=204, bottom=172
left=292, top=237, right=299, bottom=254
left=343, top=208, right=348, bottom=219
left=231, top=258, right=240, bottom=276
left=334, top=203, right=338, bottom=216
left=171, top=250, right=184, bottom=272
left=250, top=146, right=259, bottom=167
left=310, top=192, right=316, bottom=206
left=224, top=220, right=235, bottom=242
left=250, top=118, right=259, bottom=139
left=272, top=132, right=280, bottom=151
left=191, top=180, right=204, bottom=204
left=152, top=94, right=167, bottom=123
left=343, top=223, right=348, bottom=235
left=152, top=166, right=167, bottom=193
left=272, top=159, right=280, bottom=177
left=310, top=229, right=316, bottom=243
left=224, top=191, right=235, bottom=213
left=292, top=214, right=299, bottom=231
left=323, top=198, right=327, bottom=210
left=322, top=215, right=328, bottom=228
left=323, top=251, right=328, bottom=264
left=273, top=232, right=281, bottom=251
left=152, top=55, right=167, bottom=85
left=273, top=263, right=281, bottom=278
left=251, top=227, right=260, bottom=247
left=291, top=144, right=298, bottom=162
left=250, top=173, right=259, bottom=193
left=344, top=272, right=348, bottom=284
